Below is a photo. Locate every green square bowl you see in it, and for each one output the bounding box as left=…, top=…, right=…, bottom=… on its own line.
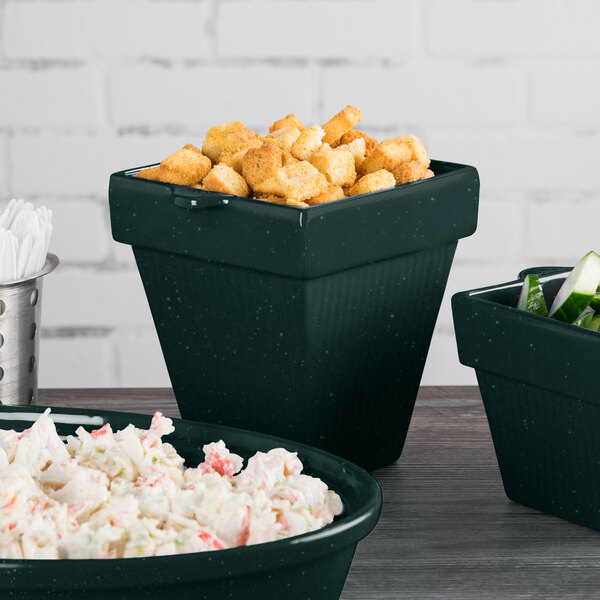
left=109, top=160, right=479, bottom=470
left=452, top=266, right=600, bottom=530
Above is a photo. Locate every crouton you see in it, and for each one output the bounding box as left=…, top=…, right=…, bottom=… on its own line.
left=202, top=164, right=250, bottom=197
left=358, top=138, right=411, bottom=176
left=253, top=193, right=287, bottom=204
left=218, top=135, right=264, bottom=174
left=202, top=121, right=246, bottom=163
left=310, top=143, right=356, bottom=187
left=337, top=137, right=366, bottom=169
left=254, top=161, right=328, bottom=201
left=269, top=114, right=304, bottom=133
left=306, top=183, right=345, bottom=206
left=290, top=124, right=326, bottom=161
left=267, top=126, right=302, bottom=153
left=282, top=151, right=299, bottom=165
left=322, top=105, right=362, bottom=145
left=137, top=144, right=211, bottom=186
left=136, top=166, right=162, bottom=181
left=395, top=135, right=430, bottom=168
left=348, top=169, right=395, bottom=197
left=285, top=199, right=310, bottom=207
left=392, top=160, right=432, bottom=184
left=338, top=129, right=379, bottom=155
left=242, top=139, right=283, bottom=189
left=218, top=129, right=261, bottom=156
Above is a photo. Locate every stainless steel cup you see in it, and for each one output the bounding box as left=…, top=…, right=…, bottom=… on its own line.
left=0, top=253, right=59, bottom=405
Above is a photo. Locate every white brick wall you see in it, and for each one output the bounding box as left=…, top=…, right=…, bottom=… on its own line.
left=10, top=133, right=194, bottom=196
left=531, top=68, right=600, bottom=125
left=4, top=1, right=213, bottom=60
left=109, top=65, right=317, bottom=129
left=322, top=66, right=520, bottom=127
left=216, top=1, right=414, bottom=60
left=426, top=0, right=600, bottom=58
left=0, top=69, right=103, bottom=129
left=39, top=336, right=115, bottom=388
left=0, top=0, right=598, bottom=388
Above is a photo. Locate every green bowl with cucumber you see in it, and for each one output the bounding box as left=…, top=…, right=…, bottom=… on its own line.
left=452, top=251, right=600, bottom=532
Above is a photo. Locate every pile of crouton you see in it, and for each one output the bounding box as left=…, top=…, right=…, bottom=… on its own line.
left=136, top=105, right=434, bottom=207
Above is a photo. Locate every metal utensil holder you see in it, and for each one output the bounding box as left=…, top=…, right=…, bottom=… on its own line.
left=0, top=253, right=59, bottom=405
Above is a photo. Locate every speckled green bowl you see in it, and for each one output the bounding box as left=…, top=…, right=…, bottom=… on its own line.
left=0, top=405, right=382, bottom=600
left=109, top=159, right=479, bottom=469
left=453, top=266, right=600, bottom=531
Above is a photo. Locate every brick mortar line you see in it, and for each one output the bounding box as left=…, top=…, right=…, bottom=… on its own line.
left=42, top=327, right=113, bottom=338
left=5, top=56, right=600, bottom=68
left=42, top=325, right=159, bottom=337
left=7, top=56, right=576, bottom=69
left=206, top=0, right=218, bottom=60
left=5, top=131, right=12, bottom=197
left=111, top=333, right=123, bottom=386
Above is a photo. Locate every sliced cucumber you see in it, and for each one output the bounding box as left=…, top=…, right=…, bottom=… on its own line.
left=591, top=315, right=600, bottom=332
left=549, top=251, right=600, bottom=322
left=517, top=274, right=548, bottom=316
left=574, top=309, right=595, bottom=329
left=589, top=289, right=600, bottom=312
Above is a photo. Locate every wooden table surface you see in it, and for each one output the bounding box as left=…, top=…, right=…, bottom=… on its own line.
left=35, top=386, right=600, bottom=599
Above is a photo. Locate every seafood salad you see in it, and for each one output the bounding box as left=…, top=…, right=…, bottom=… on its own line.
left=0, top=410, right=342, bottom=559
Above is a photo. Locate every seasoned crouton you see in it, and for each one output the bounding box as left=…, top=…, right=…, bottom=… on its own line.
left=267, top=126, right=302, bottom=153
left=322, top=105, right=362, bottom=145
left=358, top=138, right=411, bottom=176
left=137, top=144, right=211, bottom=186
left=310, top=143, right=356, bottom=187
left=282, top=151, right=299, bottom=165
left=202, top=121, right=246, bottom=163
left=395, top=135, right=430, bottom=168
left=218, top=135, right=264, bottom=174
left=242, top=139, right=283, bottom=189
left=348, top=169, right=395, bottom=197
left=202, top=164, right=250, bottom=197
left=218, top=129, right=261, bottom=156
left=338, top=129, right=379, bottom=155
left=338, top=137, right=366, bottom=169
left=392, top=160, right=432, bottom=184
left=269, top=114, right=304, bottom=133
left=306, top=183, right=345, bottom=206
left=285, top=199, right=310, bottom=207
left=254, top=161, right=328, bottom=201
left=290, top=124, right=326, bottom=161
left=253, top=193, right=287, bottom=204
left=136, top=166, right=162, bottom=181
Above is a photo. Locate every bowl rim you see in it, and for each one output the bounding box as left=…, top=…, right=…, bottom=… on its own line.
left=0, top=404, right=382, bottom=591
left=117, top=158, right=474, bottom=210
left=452, top=265, right=600, bottom=336
left=452, top=264, right=600, bottom=407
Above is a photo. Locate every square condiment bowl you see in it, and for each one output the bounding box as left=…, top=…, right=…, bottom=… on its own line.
left=109, top=160, right=479, bottom=470
left=452, top=266, right=600, bottom=530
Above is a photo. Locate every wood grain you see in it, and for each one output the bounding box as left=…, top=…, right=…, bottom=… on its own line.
left=36, top=386, right=600, bottom=599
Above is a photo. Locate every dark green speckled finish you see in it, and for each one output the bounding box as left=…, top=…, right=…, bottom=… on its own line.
left=109, top=160, right=479, bottom=470
left=453, top=267, right=600, bottom=531
left=0, top=405, right=381, bottom=600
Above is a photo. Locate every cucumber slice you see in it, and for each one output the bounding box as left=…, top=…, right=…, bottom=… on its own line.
left=517, top=274, right=548, bottom=316
left=574, top=309, right=595, bottom=329
left=591, top=315, right=600, bottom=332
left=589, top=291, right=600, bottom=312
left=549, top=251, right=600, bottom=322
